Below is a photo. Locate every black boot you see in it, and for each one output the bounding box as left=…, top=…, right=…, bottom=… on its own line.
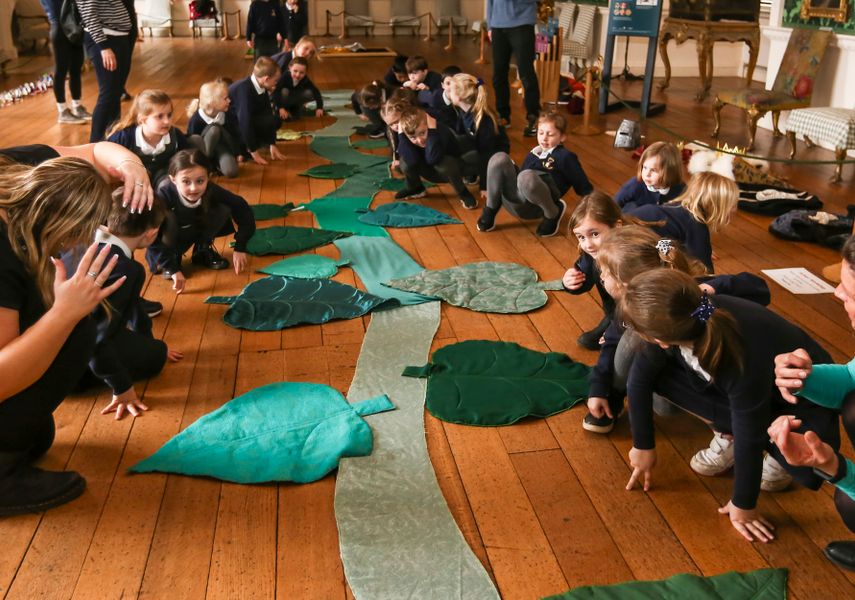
left=577, top=315, right=611, bottom=350
left=0, top=451, right=86, bottom=516
left=477, top=206, right=499, bottom=232
left=191, top=244, right=229, bottom=270
left=825, top=541, right=855, bottom=571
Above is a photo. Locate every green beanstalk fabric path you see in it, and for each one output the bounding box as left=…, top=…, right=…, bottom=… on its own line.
left=543, top=568, right=787, bottom=600
left=334, top=236, right=435, bottom=306
left=251, top=202, right=298, bottom=221
left=335, top=302, right=500, bottom=599
left=352, top=139, right=389, bottom=149
left=357, top=201, right=462, bottom=228
left=130, top=382, right=395, bottom=484
left=300, top=163, right=361, bottom=179
left=403, top=340, right=590, bottom=426
left=302, top=196, right=389, bottom=238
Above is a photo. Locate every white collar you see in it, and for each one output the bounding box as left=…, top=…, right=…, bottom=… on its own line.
left=199, top=109, right=226, bottom=126
left=679, top=345, right=712, bottom=382
left=646, top=184, right=671, bottom=195
left=135, top=127, right=170, bottom=156
left=95, top=228, right=133, bottom=259
left=250, top=74, right=266, bottom=95
left=178, top=192, right=204, bottom=209
left=442, top=91, right=452, bottom=106
left=531, top=145, right=556, bottom=160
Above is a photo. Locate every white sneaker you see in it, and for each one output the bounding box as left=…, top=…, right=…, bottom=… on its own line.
left=690, top=432, right=735, bottom=476
left=761, top=454, right=792, bottom=492
left=71, top=104, right=93, bottom=120
left=57, top=108, right=86, bottom=124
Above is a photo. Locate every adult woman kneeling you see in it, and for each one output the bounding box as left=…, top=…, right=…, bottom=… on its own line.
left=0, top=157, right=126, bottom=516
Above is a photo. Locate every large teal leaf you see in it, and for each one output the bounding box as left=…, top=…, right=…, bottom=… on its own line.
left=251, top=202, right=298, bottom=221
left=357, top=202, right=462, bottom=228
left=243, top=226, right=351, bottom=256
left=386, top=262, right=565, bottom=314
left=303, top=196, right=389, bottom=237
left=403, top=340, right=590, bottom=426
left=300, top=163, right=361, bottom=179
left=543, top=568, right=788, bottom=600
left=130, top=383, right=395, bottom=484
left=206, top=276, right=398, bottom=330
left=258, top=254, right=349, bottom=279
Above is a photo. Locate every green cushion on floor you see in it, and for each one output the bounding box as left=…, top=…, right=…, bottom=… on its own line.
left=242, top=226, right=351, bottom=256
left=130, top=383, right=395, bottom=484
left=257, top=254, right=349, bottom=279
left=403, top=340, right=590, bottom=426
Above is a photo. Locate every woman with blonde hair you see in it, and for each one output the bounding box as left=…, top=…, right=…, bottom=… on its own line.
left=0, top=157, right=129, bottom=516
left=627, top=171, right=739, bottom=272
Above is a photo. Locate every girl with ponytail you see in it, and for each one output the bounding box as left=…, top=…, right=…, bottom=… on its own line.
left=619, top=268, right=840, bottom=544
left=447, top=73, right=510, bottom=199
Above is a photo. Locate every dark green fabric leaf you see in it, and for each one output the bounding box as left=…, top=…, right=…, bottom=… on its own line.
left=130, top=383, right=395, bottom=484
left=377, top=177, right=435, bottom=192
left=352, top=139, right=390, bottom=149
left=403, top=340, right=590, bottom=426
left=357, top=202, right=462, bottom=228
left=251, top=202, right=298, bottom=221
left=243, top=226, right=351, bottom=256
left=258, top=254, right=348, bottom=278
left=205, top=276, right=398, bottom=330
left=300, top=163, right=361, bottom=179
left=386, top=262, right=565, bottom=313
left=542, top=568, right=788, bottom=600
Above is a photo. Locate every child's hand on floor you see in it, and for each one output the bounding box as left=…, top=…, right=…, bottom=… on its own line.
left=562, top=267, right=585, bottom=290
left=279, top=108, right=291, bottom=120
left=171, top=271, right=186, bottom=294
left=358, top=114, right=369, bottom=121
left=251, top=150, right=269, bottom=165
left=167, top=348, right=184, bottom=362
left=718, top=501, right=775, bottom=543
left=315, top=108, right=324, bottom=118
left=626, top=447, right=656, bottom=492
left=102, top=386, right=149, bottom=420
left=269, top=145, right=285, bottom=161
left=233, top=251, right=248, bottom=274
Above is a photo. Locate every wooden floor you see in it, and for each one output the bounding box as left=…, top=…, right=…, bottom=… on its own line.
left=1, top=35, right=854, bottom=600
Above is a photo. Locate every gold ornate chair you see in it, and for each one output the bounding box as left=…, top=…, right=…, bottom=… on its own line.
left=712, top=28, right=833, bottom=150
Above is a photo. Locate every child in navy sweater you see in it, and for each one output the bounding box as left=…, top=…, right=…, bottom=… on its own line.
left=396, top=107, right=477, bottom=209
left=228, top=57, right=284, bottom=166
left=246, top=0, right=285, bottom=58
left=106, top=89, right=192, bottom=189
left=282, top=0, right=307, bottom=49
left=65, top=192, right=183, bottom=420
left=381, top=92, right=417, bottom=172
left=418, top=65, right=461, bottom=127
left=615, top=142, right=686, bottom=211
left=447, top=73, right=509, bottom=195
left=146, top=150, right=256, bottom=293
left=271, top=36, right=317, bottom=70
left=187, top=79, right=242, bottom=178
left=274, top=56, right=324, bottom=120
left=402, top=56, right=443, bottom=92
left=627, top=171, right=738, bottom=273
left=478, top=111, right=592, bottom=237
left=383, top=55, right=409, bottom=88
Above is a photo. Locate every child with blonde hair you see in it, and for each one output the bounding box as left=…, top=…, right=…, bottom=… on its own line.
left=447, top=73, right=509, bottom=197
left=107, top=89, right=193, bottom=188
left=272, top=36, right=318, bottom=70
left=615, top=141, right=686, bottom=211
left=187, top=80, right=242, bottom=178
left=627, top=171, right=738, bottom=272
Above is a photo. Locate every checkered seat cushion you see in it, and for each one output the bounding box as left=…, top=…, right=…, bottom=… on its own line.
left=787, top=107, right=855, bottom=150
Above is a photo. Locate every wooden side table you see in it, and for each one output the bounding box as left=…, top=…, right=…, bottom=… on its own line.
left=658, top=17, right=759, bottom=101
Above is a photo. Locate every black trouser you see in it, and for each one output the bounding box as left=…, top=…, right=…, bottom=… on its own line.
left=253, top=36, right=280, bottom=58
left=83, top=328, right=167, bottom=395
left=84, top=33, right=133, bottom=142
left=400, top=156, right=468, bottom=198
left=49, top=24, right=84, bottom=104
left=249, top=113, right=280, bottom=150
left=0, top=319, right=95, bottom=456
left=835, top=392, right=855, bottom=532
left=279, top=87, right=315, bottom=115
left=491, top=24, right=540, bottom=123
left=145, top=203, right=233, bottom=272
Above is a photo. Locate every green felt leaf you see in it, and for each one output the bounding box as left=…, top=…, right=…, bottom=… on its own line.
left=258, top=254, right=348, bottom=278
left=403, top=340, right=590, bottom=426
left=251, top=202, right=298, bottom=221
left=377, top=177, right=435, bottom=192
left=303, top=196, right=389, bottom=237
left=352, top=139, right=389, bottom=149
left=243, top=226, right=351, bottom=256
left=357, top=202, right=462, bottom=228
left=130, top=382, right=395, bottom=484
left=310, top=136, right=389, bottom=168
left=543, top=568, right=788, bottom=600
left=205, top=276, right=398, bottom=330
left=300, top=163, right=361, bottom=179
left=385, top=262, right=565, bottom=314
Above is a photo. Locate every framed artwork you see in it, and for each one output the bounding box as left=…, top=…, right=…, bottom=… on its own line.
left=801, top=0, right=850, bottom=23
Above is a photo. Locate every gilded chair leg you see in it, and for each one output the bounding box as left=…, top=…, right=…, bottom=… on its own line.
left=712, top=97, right=723, bottom=138
left=787, top=130, right=797, bottom=159
left=833, top=148, right=846, bottom=183
left=804, top=134, right=815, bottom=149
left=746, top=106, right=764, bottom=150
left=771, top=111, right=782, bottom=137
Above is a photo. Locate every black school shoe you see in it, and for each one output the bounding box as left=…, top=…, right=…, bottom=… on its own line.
left=139, top=298, right=163, bottom=318
left=523, top=119, right=538, bottom=137
left=394, top=185, right=427, bottom=200
left=459, top=189, right=478, bottom=210
left=577, top=316, right=611, bottom=350
left=536, top=199, right=567, bottom=237
left=477, top=206, right=498, bottom=232
left=191, top=245, right=229, bottom=270
left=582, top=412, right=615, bottom=434
left=825, top=541, right=855, bottom=572
left=0, top=455, right=86, bottom=516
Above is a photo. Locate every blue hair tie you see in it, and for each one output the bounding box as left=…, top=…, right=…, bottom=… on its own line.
left=690, top=292, right=716, bottom=323
left=476, top=77, right=484, bottom=87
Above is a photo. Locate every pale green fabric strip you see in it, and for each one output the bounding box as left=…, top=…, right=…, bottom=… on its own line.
left=335, top=302, right=500, bottom=600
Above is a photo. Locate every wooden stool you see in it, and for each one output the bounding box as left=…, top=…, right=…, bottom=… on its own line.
left=787, top=107, right=855, bottom=184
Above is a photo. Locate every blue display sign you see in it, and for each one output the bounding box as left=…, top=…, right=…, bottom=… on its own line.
left=607, top=0, right=663, bottom=38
